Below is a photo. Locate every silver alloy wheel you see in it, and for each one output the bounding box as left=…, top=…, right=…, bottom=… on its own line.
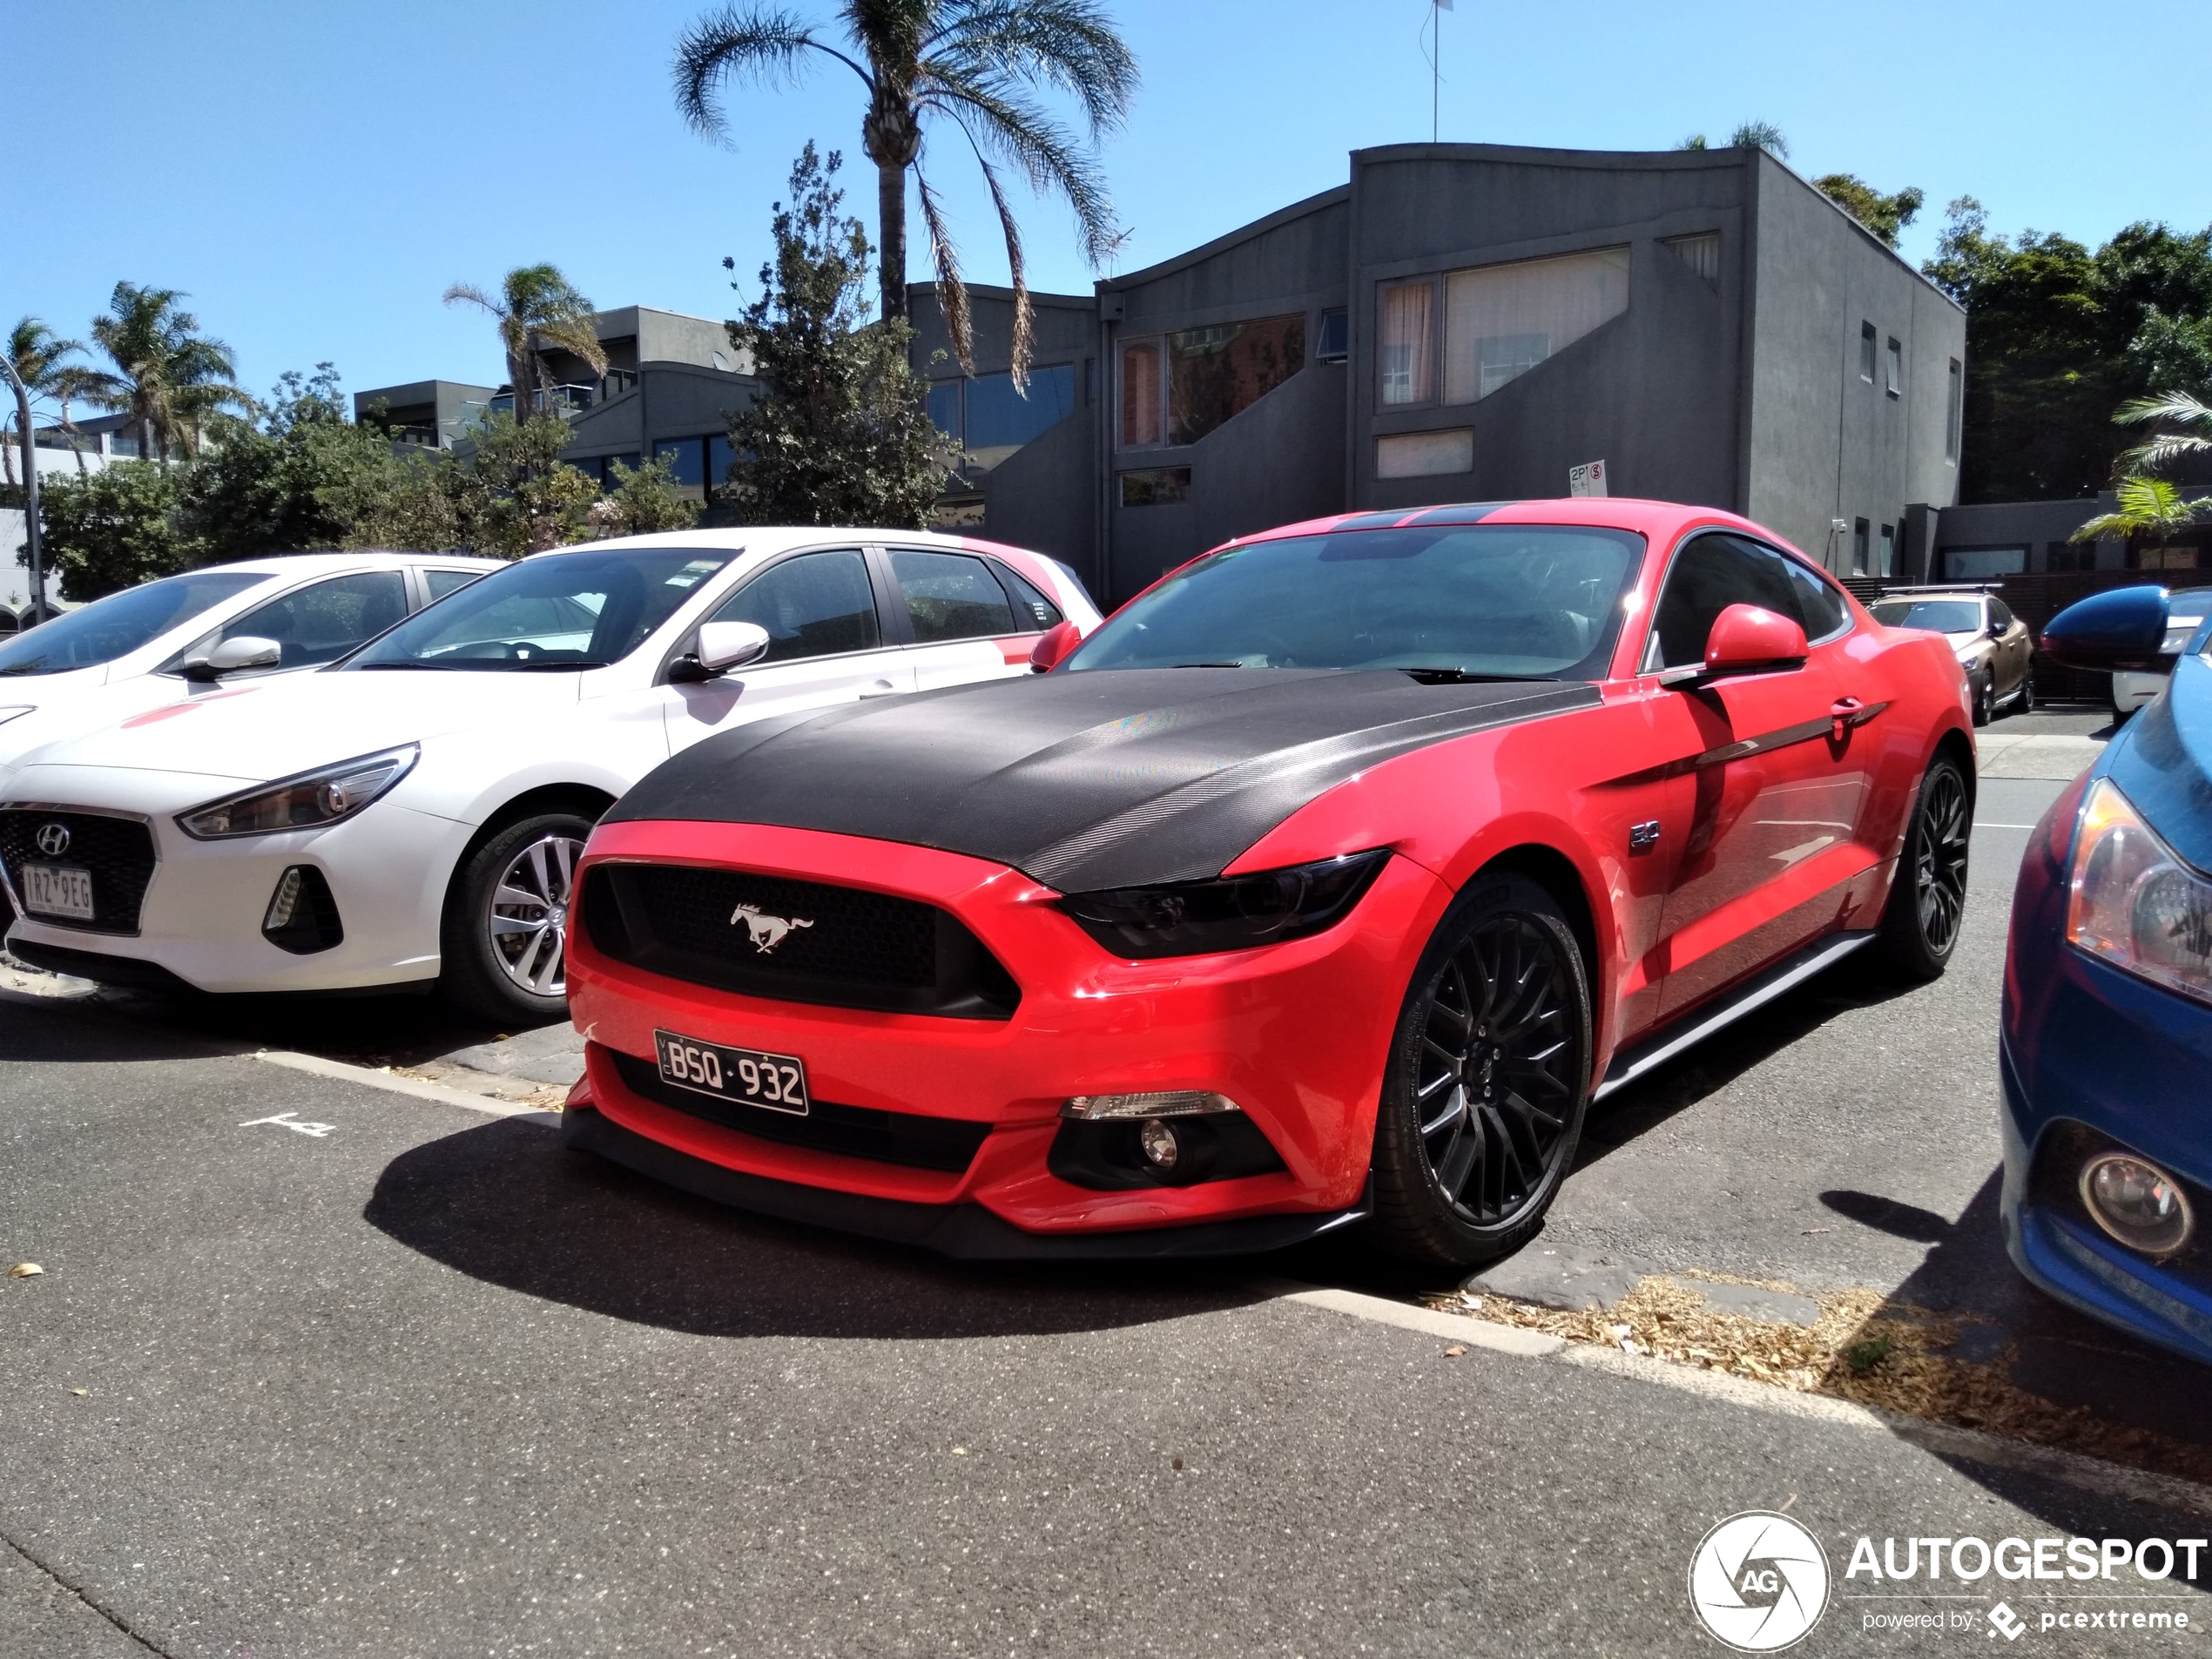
left=485, top=833, right=586, bottom=997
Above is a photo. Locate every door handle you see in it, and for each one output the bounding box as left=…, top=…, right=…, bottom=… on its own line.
left=859, top=680, right=900, bottom=698
left=1830, top=696, right=1865, bottom=743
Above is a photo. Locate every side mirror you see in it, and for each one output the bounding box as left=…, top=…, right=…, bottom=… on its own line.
left=2043, top=586, right=2171, bottom=674
left=1703, top=604, right=1809, bottom=677
left=685, top=620, right=772, bottom=679
left=1029, top=619, right=1084, bottom=673
left=180, top=635, right=283, bottom=683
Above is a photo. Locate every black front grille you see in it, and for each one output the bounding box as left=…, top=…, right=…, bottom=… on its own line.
left=608, top=1049, right=993, bottom=1173
left=0, top=810, right=158, bottom=935
left=581, top=862, right=1020, bottom=1019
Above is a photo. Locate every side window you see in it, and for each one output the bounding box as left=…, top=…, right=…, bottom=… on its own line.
left=707, top=550, right=880, bottom=664
left=1988, top=597, right=2015, bottom=631
left=1783, top=556, right=1851, bottom=643
left=217, top=572, right=409, bottom=668
left=1649, top=535, right=1803, bottom=669
left=423, top=567, right=485, bottom=602
left=888, top=550, right=1016, bottom=644
left=992, top=563, right=1063, bottom=631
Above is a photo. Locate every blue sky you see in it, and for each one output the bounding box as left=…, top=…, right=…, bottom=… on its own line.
left=7, top=0, right=2209, bottom=408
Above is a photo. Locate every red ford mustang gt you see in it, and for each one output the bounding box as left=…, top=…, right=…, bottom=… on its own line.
left=561, top=501, right=1973, bottom=1266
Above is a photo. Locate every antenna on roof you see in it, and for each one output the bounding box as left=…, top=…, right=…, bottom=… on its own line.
left=1424, top=0, right=1453, bottom=144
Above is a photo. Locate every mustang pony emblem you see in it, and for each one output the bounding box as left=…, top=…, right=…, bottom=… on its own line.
left=731, top=903, right=813, bottom=954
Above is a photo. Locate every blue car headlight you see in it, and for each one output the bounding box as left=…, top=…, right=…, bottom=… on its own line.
left=2067, top=779, right=2212, bottom=1007
left=176, top=744, right=419, bottom=840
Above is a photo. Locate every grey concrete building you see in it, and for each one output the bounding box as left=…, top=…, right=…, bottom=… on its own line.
left=912, top=141, right=1968, bottom=607
left=357, top=307, right=760, bottom=501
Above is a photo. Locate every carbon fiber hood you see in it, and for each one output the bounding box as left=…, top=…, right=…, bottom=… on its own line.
left=608, top=667, right=1599, bottom=891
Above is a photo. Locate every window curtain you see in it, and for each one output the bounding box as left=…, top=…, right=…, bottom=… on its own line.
left=1378, top=281, right=1435, bottom=407
left=1120, top=342, right=1163, bottom=448
left=1443, top=246, right=1630, bottom=404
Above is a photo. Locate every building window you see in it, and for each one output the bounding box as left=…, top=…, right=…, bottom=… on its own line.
left=1120, top=340, right=1164, bottom=447
left=1316, top=308, right=1350, bottom=361
left=1885, top=337, right=1903, bottom=398
left=1944, top=545, right=2027, bottom=580
left=1121, top=317, right=1305, bottom=448
left=1119, top=466, right=1191, bottom=507
left=1378, top=280, right=1436, bottom=407
left=1852, top=518, right=1871, bottom=574
left=2136, top=544, right=2203, bottom=571
left=1878, top=523, right=1895, bottom=577
left=2047, top=538, right=2090, bottom=573
left=654, top=437, right=706, bottom=490
left=1377, top=428, right=1474, bottom=479
left=1859, top=322, right=1877, bottom=382
left=1946, top=358, right=1963, bottom=463
left=1442, top=246, right=1629, bottom=403
left=931, top=365, right=1076, bottom=470
left=1662, top=231, right=1721, bottom=284
left=709, top=435, right=736, bottom=498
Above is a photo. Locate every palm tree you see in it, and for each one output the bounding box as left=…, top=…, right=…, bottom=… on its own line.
left=3, top=318, right=101, bottom=485
left=83, top=283, right=253, bottom=462
left=2071, top=475, right=2209, bottom=564
left=443, top=264, right=608, bottom=422
left=2114, top=390, right=2212, bottom=475
left=673, top=0, right=1136, bottom=382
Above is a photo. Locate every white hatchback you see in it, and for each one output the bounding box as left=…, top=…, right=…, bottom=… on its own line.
left=0, top=551, right=499, bottom=775
left=0, top=529, right=1097, bottom=1022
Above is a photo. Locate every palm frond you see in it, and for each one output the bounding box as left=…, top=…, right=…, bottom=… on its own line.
left=915, top=169, right=974, bottom=375
left=2119, top=431, right=2212, bottom=474
left=2114, top=390, right=2212, bottom=429
left=673, top=5, right=849, bottom=139
left=2069, top=511, right=2132, bottom=543
left=918, top=68, right=1119, bottom=265
left=535, top=319, right=610, bottom=377
left=927, top=0, right=1138, bottom=137
left=442, top=282, right=501, bottom=315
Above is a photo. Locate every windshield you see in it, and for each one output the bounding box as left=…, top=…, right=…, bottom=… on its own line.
left=0, top=570, right=267, bottom=678
left=343, top=547, right=733, bottom=671
left=1064, top=524, right=1644, bottom=679
left=1871, top=598, right=1982, bottom=635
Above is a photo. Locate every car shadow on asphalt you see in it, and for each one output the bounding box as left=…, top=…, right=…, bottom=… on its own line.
left=363, top=1116, right=1276, bottom=1342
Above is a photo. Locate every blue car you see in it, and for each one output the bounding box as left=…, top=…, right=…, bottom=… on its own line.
left=2002, top=584, right=2212, bottom=1365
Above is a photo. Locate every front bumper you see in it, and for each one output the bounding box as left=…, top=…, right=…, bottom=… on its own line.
left=564, top=819, right=1453, bottom=1246
left=1, top=763, right=469, bottom=993
left=2000, top=794, right=2212, bottom=1366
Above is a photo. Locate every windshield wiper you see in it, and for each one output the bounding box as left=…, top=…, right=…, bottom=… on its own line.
left=1170, top=662, right=1256, bottom=669
left=354, top=660, right=457, bottom=671
left=1396, top=667, right=1561, bottom=685
left=512, top=659, right=608, bottom=671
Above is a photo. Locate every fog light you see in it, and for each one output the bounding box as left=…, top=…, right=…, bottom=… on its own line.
left=1062, top=1090, right=1241, bottom=1119
left=1139, top=1117, right=1180, bottom=1169
left=261, top=864, right=344, bottom=954
left=2080, top=1152, right=2195, bottom=1256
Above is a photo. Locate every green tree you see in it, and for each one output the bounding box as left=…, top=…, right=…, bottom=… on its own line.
left=443, top=265, right=609, bottom=421
left=37, top=462, right=193, bottom=600
left=2070, top=475, right=2207, bottom=560
left=673, top=0, right=1136, bottom=381
left=592, top=454, right=703, bottom=537
left=441, top=412, right=602, bottom=557
left=1812, top=173, right=1925, bottom=249
left=1923, top=199, right=2212, bottom=501
left=81, top=282, right=253, bottom=462
left=3, top=318, right=103, bottom=486
left=720, top=145, right=948, bottom=528
left=1676, top=121, right=1789, bottom=155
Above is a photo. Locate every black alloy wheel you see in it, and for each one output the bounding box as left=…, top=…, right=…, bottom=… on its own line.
left=1973, top=675, right=1994, bottom=727
left=1875, top=754, right=1971, bottom=982
left=1370, top=873, right=1592, bottom=1268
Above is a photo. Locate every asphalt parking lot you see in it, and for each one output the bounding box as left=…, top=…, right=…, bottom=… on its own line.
left=3, top=705, right=2208, bottom=1655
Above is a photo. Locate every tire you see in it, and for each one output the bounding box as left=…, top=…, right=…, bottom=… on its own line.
left=2018, top=674, right=2035, bottom=714
left=1972, top=674, right=1993, bottom=727
left=439, top=810, right=596, bottom=1026
left=1875, top=754, right=1971, bottom=983
left=1368, top=872, right=1593, bottom=1270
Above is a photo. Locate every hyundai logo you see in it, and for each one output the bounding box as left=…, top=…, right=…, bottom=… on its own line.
left=34, top=822, right=71, bottom=858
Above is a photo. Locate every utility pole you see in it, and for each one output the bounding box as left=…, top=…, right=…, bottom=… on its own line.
left=0, top=355, right=43, bottom=627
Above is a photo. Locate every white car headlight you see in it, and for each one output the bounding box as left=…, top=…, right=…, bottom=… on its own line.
left=2066, top=778, right=2212, bottom=1007
left=177, top=744, right=419, bottom=840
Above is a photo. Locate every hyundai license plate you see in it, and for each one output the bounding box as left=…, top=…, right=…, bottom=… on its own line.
left=24, top=864, right=95, bottom=922
left=653, top=1028, right=809, bottom=1116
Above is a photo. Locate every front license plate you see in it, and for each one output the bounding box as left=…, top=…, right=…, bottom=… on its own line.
left=23, top=864, right=95, bottom=921
left=653, top=1028, right=809, bottom=1116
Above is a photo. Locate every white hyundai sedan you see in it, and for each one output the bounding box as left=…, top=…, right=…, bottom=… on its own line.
left=0, top=551, right=498, bottom=775
left=0, top=529, right=1096, bottom=1023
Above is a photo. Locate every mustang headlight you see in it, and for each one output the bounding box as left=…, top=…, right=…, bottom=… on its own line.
left=177, top=744, right=419, bottom=840
left=1058, top=849, right=1390, bottom=959
left=2066, top=779, right=2212, bottom=1006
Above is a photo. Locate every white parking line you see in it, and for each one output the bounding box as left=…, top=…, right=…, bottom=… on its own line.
left=253, top=1049, right=559, bottom=1125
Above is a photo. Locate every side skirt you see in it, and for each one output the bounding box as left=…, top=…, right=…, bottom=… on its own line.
left=1593, top=930, right=1876, bottom=1103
